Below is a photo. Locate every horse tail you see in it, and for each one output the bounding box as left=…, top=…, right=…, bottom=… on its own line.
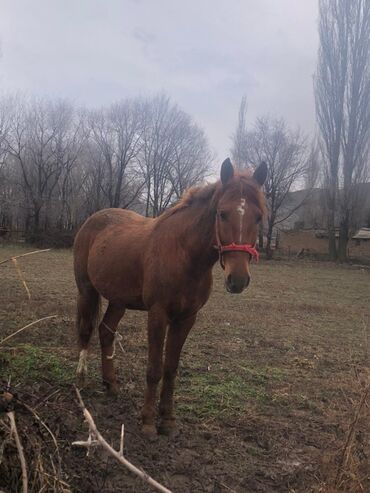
left=76, top=285, right=101, bottom=349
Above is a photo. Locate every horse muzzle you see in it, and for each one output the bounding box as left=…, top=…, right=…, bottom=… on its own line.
left=225, top=274, right=250, bottom=294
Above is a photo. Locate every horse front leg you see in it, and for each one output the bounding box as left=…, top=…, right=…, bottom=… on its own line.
left=142, top=306, right=168, bottom=436
left=98, top=303, right=126, bottom=395
left=158, top=313, right=196, bottom=435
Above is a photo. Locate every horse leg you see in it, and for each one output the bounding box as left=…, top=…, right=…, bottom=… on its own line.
left=142, top=306, right=168, bottom=436
left=158, top=314, right=196, bottom=435
left=76, top=287, right=100, bottom=386
left=98, top=303, right=126, bottom=395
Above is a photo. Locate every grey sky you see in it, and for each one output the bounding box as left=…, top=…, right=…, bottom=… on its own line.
left=0, top=0, right=318, bottom=162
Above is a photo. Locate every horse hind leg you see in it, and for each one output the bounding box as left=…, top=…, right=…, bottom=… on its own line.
left=76, top=286, right=101, bottom=386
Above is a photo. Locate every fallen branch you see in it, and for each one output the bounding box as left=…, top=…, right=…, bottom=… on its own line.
left=0, top=315, right=58, bottom=346
left=0, top=248, right=51, bottom=299
left=73, top=387, right=173, bottom=493
left=12, top=257, right=31, bottom=300
left=20, top=401, right=61, bottom=460
left=335, top=382, right=370, bottom=487
left=7, top=411, right=28, bottom=493
left=0, top=248, right=51, bottom=266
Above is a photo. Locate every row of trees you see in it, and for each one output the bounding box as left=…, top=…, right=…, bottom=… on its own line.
left=231, top=0, right=370, bottom=262
left=0, top=94, right=212, bottom=243
left=315, top=0, right=370, bottom=261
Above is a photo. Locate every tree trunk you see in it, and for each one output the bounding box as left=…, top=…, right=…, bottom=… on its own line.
left=113, top=166, right=125, bottom=208
left=327, top=182, right=338, bottom=261
left=327, top=214, right=337, bottom=260
left=265, top=219, right=274, bottom=260
left=33, top=206, right=41, bottom=234
left=338, top=214, right=349, bottom=262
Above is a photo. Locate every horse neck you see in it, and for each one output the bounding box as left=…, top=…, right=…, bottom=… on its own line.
left=175, top=201, right=219, bottom=269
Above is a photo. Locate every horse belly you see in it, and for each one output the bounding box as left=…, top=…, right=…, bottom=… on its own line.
left=88, top=230, right=145, bottom=307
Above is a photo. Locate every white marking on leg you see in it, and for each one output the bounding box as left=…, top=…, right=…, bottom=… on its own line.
left=237, top=198, right=246, bottom=243
left=76, top=349, right=88, bottom=376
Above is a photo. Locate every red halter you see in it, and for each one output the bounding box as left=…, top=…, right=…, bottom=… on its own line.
left=214, top=212, right=259, bottom=269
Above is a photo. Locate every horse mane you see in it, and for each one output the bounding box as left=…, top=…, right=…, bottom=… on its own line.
left=156, top=170, right=266, bottom=224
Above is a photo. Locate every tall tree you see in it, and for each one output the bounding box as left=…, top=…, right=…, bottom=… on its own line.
left=245, top=117, right=308, bottom=258
left=139, top=94, right=211, bottom=217
left=231, top=96, right=248, bottom=168
left=315, top=0, right=370, bottom=261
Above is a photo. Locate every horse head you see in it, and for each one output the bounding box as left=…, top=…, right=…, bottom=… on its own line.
left=215, top=158, right=267, bottom=293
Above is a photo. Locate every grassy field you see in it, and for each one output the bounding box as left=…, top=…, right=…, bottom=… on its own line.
left=1, top=244, right=370, bottom=492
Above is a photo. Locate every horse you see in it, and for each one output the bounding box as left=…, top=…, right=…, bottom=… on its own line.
left=73, top=158, right=267, bottom=436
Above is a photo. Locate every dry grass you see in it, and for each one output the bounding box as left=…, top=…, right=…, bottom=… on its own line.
left=0, top=244, right=370, bottom=492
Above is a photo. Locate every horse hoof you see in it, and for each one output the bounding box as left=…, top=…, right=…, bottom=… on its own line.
left=158, top=420, right=178, bottom=437
left=142, top=424, right=157, bottom=439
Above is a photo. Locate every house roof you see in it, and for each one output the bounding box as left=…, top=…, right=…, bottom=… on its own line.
left=352, top=228, right=370, bottom=240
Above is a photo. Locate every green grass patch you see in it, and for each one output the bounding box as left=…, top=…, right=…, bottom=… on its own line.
left=0, top=344, right=73, bottom=385
left=237, top=365, right=288, bottom=383
left=178, top=369, right=269, bottom=419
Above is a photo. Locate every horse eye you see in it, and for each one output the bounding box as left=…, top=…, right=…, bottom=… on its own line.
left=256, top=214, right=262, bottom=224
left=219, top=211, right=228, bottom=221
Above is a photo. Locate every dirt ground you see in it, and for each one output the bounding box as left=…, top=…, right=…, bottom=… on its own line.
left=1, top=245, right=370, bottom=493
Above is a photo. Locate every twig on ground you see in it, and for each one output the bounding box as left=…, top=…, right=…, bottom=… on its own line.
left=33, top=389, right=61, bottom=410
left=20, top=401, right=60, bottom=458
left=119, top=424, right=125, bottom=457
left=73, top=387, right=173, bottom=493
left=11, top=257, right=32, bottom=300
left=0, top=248, right=51, bottom=299
left=335, top=382, right=370, bottom=487
left=0, top=249, right=51, bottom=266
left=7, top=411, right=28, bottom=493
left=216, top=480, right=238, bottom=493
left=0, top=315, right=58, bottom=346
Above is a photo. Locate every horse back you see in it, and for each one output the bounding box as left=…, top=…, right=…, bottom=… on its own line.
left=74, top=208, right=152, bottom=304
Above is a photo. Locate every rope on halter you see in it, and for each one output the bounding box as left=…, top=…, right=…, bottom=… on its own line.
left=102, top=322, right=124, bottom=360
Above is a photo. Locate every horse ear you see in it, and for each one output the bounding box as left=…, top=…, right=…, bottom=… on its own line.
left=253, top=161, right=268, bottom=187
left=220, top=158, right=234, bottom=186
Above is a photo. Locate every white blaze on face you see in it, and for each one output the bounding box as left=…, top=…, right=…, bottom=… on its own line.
left=237, top=198, right=247, bottom=243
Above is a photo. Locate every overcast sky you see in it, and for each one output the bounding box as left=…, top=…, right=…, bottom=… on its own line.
left=0, top=0, right=319, bottom=164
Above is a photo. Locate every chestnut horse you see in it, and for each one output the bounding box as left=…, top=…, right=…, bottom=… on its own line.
left=74, top=158, right=267, bottom=436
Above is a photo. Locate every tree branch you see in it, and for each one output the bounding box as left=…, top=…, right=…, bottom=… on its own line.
left=73, top=387, right=173, bottom=493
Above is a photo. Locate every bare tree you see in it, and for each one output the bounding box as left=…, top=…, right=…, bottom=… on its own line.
left=54, top=105, right=88, bottom=230
left=0, top=93, right=212, bottom=240
left=231, top=96, right=248, bottom=168
left=315, top=0, right=370, bottom=261
left=139, top=94, right=211, bottom=217
left=87, top=99, right=145, bottom=210
left=109, top=100, right=144, bottom=207
left=0, top=96, right=12, bottom=167
left=167, top=118, right=213, bottom=200
left=338, top=0, right=370, bottom=260
left=0, top=96, right=12, bottom=228
left=4, top=98, right=81, bottom=235
left=244, top=117, right=308, bottom=259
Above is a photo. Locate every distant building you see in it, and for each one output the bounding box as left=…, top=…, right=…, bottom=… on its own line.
left=274, top=183, right=370, bottom=259
left=279, top=227, right=370, bottom=259
left=277, top=183, right=370, bottom=231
